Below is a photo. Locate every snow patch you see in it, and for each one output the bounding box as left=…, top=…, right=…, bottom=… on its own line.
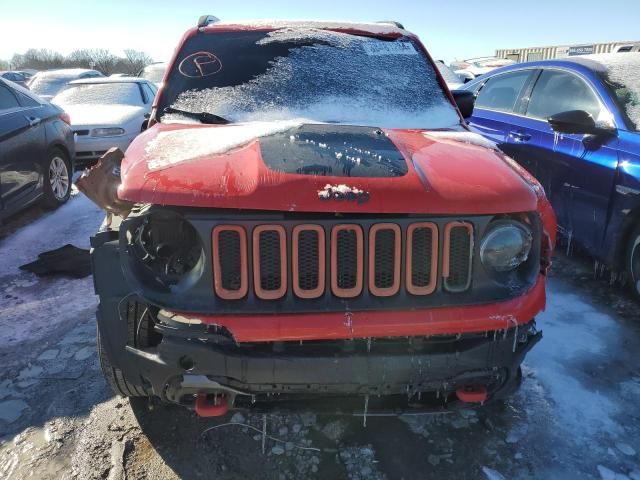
left=425, top=131, right=500, bottom=151
left=583, top=53, right=640, bottom=131
left=145, top=121, right=302, bottom=170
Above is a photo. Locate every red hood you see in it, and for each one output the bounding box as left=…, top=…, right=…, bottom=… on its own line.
left=119, top=123, right=537, bottom=215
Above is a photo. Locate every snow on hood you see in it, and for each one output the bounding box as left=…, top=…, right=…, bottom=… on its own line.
left=144, top=120, right=302, bottom=170
left=59, top=104, right=144, bottom=127
left=424, top=131, right=500, bottom=150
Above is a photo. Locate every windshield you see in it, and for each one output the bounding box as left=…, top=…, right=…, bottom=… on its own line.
left=52, top=83, right=143, bottom=106
left=589, top=54, right=640, bottom=131
left=160, top=29, right=460, bottom=129
left=29, top=76, right=69, bottom=96
left=141, top=64, right=166, bottom=84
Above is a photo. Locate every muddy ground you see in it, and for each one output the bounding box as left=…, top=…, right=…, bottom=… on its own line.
left=1, top=194, right=639, bottom=480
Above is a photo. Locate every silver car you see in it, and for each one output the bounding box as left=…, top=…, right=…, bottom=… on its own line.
left=52, top=77, right=157, bottom=167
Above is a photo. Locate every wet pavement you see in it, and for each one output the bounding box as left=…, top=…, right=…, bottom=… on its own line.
left=1, top=194, right=639, bottom=480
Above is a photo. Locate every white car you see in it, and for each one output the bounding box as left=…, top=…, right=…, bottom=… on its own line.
left=52, top=77, right=157, bottom=167
left=451, top=57, right=515, bottom=81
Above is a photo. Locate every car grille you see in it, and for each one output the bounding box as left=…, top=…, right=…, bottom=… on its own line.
left=212, top=221, right=474, bottom=300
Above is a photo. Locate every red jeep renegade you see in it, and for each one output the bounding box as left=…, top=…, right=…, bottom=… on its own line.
left=89, top=17, right=556, bottom=416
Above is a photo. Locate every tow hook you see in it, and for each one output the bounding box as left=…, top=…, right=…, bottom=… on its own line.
left=195, top=393, right=229, bottom=417
left=455, top=385, right=488, bottom=403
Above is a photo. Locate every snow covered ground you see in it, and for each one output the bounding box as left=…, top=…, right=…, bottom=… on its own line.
left=0, top=198, right=639, bottom=480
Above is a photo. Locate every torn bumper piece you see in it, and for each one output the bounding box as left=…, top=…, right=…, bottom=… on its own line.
left=120, top=320, right=541, bottom=414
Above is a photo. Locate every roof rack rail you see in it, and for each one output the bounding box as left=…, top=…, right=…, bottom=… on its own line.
left=197, top=15, right=220, bottom=28
left=376, top=20, right=405, bottom=29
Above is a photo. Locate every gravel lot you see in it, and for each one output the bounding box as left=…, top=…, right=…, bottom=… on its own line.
left=1, top=193, right=639, bottom=480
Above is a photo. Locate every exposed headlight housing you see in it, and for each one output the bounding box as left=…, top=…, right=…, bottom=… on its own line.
left=480, top=221, right=532, bottom=272
left=125, top=210, right=205, bottom=291
left=91, top=127, right=125, bottom=137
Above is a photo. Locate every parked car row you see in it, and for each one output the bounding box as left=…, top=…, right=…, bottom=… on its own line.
left=0, top=72, right=157, bottom=219
left=461, top=53, right=640, bottom=298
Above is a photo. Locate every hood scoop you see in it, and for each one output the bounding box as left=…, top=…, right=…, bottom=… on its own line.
left=259, top=124, right=408, bottom=178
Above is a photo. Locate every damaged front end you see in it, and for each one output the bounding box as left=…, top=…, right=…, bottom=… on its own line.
left=90, top=198, right=547, bottom=416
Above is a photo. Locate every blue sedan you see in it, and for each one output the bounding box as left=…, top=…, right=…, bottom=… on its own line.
left=461, top=53, right=640, bottom=298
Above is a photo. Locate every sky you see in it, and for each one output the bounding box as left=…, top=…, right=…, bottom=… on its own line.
left=1, top=0, right=638, bottom=64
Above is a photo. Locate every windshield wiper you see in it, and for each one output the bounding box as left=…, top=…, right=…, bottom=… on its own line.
left=163, top=106, right=230, bottom=125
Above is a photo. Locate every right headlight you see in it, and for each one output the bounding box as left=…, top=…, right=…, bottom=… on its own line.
left=480, top=221, right=533, bottom=272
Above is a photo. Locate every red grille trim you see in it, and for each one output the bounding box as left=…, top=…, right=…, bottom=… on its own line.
left=212, top=225, right=248, bottom=300
left=368, top=223, right=401, bottom=297
left=253, top=225, right=287, bottom=300
left=406, top=222, right=438, bottom=295
left=292, top=224, right=326, bottom=299
left=331, top=224, right=364, bottom=298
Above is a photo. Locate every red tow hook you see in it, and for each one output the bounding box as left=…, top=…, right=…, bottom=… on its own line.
left=455, top=385, right=488, bottom=404
left=195, top=393, right=229, bottom=417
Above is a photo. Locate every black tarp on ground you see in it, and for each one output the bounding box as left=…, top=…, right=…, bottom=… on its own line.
left=19, top=244, right=91, bottom=279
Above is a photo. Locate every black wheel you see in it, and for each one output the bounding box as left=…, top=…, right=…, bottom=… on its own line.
left=42, top=148, right=71, bottom=209
left=626, top=225, right=640, bottom=301
left=97, top=326, right=147, bottom=397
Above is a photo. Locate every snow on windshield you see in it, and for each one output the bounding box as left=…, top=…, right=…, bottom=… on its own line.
left=586, top=53, right=640, bottom=131
left=53, top=83, right=143, bottom=106
left=167, top=29, right=460, bottom=130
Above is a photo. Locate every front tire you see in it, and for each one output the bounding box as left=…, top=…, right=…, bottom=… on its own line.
left=42, top=149, right=71, bottom=209
left=97, top=326, right=147, bottom=397
left=626, top=225, right=640, bottom=301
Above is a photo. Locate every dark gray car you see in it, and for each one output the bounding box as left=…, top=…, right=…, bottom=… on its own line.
left=0, top=78, right=75, bottom=220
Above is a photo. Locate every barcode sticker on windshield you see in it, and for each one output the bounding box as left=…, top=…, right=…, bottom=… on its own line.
left=362, top=41, right=418, bottom=56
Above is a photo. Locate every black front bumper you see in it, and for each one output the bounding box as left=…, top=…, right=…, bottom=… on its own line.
left=99, top=304, right=540, bottom=412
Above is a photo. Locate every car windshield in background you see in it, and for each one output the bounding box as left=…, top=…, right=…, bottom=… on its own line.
left=436, top=61, right=462, bottom=85
left=29, top=77, right=69, bottom=97
left=53, top=83, right=142, bottom=106
left=590, top=54, right=640, bottom=131
left=160, top=29, right=460, bottom=129
left=141, top=64, right=166, bottom=83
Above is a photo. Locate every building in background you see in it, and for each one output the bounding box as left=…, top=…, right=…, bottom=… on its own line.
left=495, top=41, right=640, bottom=63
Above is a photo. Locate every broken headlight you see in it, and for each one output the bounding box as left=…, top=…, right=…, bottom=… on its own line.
left=480, top=221, right=532, bottom=272
left=127, top=210, right=204, bottom=290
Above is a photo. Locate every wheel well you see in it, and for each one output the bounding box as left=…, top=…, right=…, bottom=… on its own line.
left=615, top=208, right=640, bottom=270
left=49, top=143, right=73, bottom=169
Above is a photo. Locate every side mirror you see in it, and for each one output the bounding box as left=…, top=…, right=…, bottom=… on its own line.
left=451, top=90, right=475, bottom=119
left=547, top=110, right=615, bottom=136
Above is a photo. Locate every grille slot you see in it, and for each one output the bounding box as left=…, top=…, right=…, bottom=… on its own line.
left=444, top=222, right=474, bottom=292
left=253, top=225, right=287, bottom=299
left=292, top=225, right=326, bottom=299
left=369, top=224, right=401, bottom=296
left=212, top=226, right=248, bottom=299
left=406, top=223, right=438, bottom=295
left=331, top=225, right=364, bottom=298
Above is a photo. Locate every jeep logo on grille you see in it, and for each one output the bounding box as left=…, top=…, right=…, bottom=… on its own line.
left=318, top=184, right=370, bottom=204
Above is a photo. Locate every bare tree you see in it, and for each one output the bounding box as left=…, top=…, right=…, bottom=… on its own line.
left=12, top=49, right=64, bottom=70
left=123, top=49, right=153, bottom=75
left=67, top=49, right=93, bottom=68
left=4, top=48, right=154, bottom=74
left=88, top=49, right=117, bottom=75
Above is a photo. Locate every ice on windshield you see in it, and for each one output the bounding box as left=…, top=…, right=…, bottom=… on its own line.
left=586, top=53, right=640, bottom=131
left=167, top=29, right=460, bottom=130
left=53, top=83, right=143, bottom=106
